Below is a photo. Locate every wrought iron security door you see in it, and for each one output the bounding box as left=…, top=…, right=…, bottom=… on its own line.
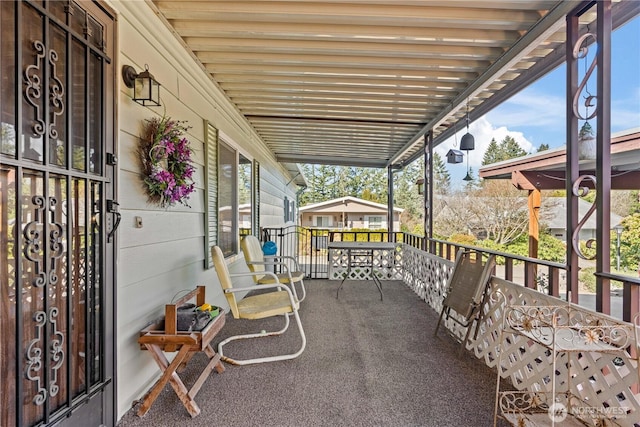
left=0, top=1, right=116, bottom=426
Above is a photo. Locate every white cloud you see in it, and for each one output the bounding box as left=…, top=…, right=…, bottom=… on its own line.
left=435, top=116, right=534, bottom=170
left=486, top=89, right=566, bottom=129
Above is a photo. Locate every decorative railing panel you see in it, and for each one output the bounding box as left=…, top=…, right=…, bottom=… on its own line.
left=401, top=244, right=640, bottom=426
left=328, top=243, right=403, bottom=281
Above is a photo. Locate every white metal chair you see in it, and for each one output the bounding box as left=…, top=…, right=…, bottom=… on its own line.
left=211, top=245, right=306, bottom=365
left=240, top=235, right=306, bottom=302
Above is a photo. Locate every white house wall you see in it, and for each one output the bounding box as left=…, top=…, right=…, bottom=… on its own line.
left=111, top=1, right=299, bottom=420
left=260, top=166, right=299, bottom=227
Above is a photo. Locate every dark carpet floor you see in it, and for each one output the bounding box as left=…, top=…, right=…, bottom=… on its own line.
left=118, top=279, right=508, bottom=427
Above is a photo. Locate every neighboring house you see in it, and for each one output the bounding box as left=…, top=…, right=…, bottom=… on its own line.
left=299, top=196, right=403, bottom=230
left=541, top=198, right=623, bottom=242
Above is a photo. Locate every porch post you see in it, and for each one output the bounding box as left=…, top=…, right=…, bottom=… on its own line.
left=527, top=189, right=541, bottom=259
left=387, top=165, right=394, bottom=242
left=565, top=5, right=582, bottom=304
left=595, top=0, right=612, bottom=314
left=566, top=1, right=613, bottom=312
left=424, top=131, right=434, bottom=253
left=527, top=188, right=541, bottom=286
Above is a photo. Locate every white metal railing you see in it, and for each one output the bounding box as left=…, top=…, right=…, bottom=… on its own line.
left=401, top=244, right=640, bottom=426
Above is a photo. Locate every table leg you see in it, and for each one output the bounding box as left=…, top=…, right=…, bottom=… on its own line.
left=372, top=269, right=384, bottom=301
left=204, top=344, right=226, bottom=374
left=137, top=344, right=200, bottom=418
left=189, top=344, right=225, bottom=399
left=177, top=350, right=197, bottom=373
left=336, top=248, right=352, bottom=298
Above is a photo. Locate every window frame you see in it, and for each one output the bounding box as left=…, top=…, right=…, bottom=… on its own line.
left=216, top=136, right=256, bottom=259
left=313, top=215, right=332, bottom=227
left=204, top=122, right=260, bottom=266
left=217, top=139, right=239, bottom=257
left=365, top=215, right=384, bottom=230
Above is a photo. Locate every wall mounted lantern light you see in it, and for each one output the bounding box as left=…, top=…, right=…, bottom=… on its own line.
left=122, top=64, right=161, bottom=107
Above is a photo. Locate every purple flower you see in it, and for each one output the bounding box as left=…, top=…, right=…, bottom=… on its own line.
left=163, top=139, right=175, bottom=155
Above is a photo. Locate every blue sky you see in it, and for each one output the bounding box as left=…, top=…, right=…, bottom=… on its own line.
left=436, top=16, right=640, bottom=184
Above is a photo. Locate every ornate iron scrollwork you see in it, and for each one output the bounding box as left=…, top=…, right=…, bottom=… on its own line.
left=49, top=307, right=65, bottom=398
left=48, top=197, right=64, bottom=286
left=570, top=30, right=599, bottom=261
left=572, top=32, right=598, bottom=121
left=24, top=40, right=47, bottom=137
left=571, top=175, right=597, bottom=260
left=23, top=40, right=65, bottom=140
left=23, top=196, right=47, bottom=287
left=25, top=311, right=48, bottom=405
left=24, top=307, right=65, bottom=404
left=23, top=196, right=64, bottom=287
left=48, top=48, right=65, bottom=139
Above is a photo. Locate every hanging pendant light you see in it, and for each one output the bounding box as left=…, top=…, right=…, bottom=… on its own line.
left=461, top=102, right=474, bottom=182
left=462, top=145, right=473, bottom=182
left=460, top=132, right=475, bottom=151
left=460, top=103, right=475, bottom=151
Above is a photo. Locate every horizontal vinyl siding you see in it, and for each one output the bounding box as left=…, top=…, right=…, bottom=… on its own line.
left=260, top=166, right=298, bottom=227
left=113, top=1, right=302, bottom=419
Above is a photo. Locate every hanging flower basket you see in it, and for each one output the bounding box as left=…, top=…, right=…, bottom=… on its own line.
left=139, top=116, right=195, bottom=207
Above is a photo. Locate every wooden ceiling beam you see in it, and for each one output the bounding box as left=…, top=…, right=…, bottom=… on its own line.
left=513, top=170, right=640, bottom=190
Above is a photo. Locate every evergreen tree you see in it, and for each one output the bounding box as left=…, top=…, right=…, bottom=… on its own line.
left=537, top=143, right=550, bottom=152
left=433, top=152, right=451, bottom=195
left=482, top=136, right=527, bottom=166
left=300, top=164, right=339, bottom=205
left=300, top=165, right=390, bottom=205
left=392, top=161, right=422, bottom=231
left=502, top=135, right=527, bottom=159
left=333, top=166, right=352, bottom=198
left=358, top=168, right=387, bottom=203
left=482, top=138, right=501, bottom=165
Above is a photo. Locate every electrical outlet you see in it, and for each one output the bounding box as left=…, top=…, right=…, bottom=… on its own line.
left=135, top=216, right=143, bottom=228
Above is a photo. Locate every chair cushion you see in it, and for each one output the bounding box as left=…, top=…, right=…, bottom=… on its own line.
left=258, top=271, right=304, bottom=284
left=237, top=291, right=298, bottom=320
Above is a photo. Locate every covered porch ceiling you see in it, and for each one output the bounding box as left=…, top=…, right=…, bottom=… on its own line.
left=150, top=1, right=639, bottom=169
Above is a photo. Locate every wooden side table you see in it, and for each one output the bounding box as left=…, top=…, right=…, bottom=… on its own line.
left=137, top=286, right=226, bottom=418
